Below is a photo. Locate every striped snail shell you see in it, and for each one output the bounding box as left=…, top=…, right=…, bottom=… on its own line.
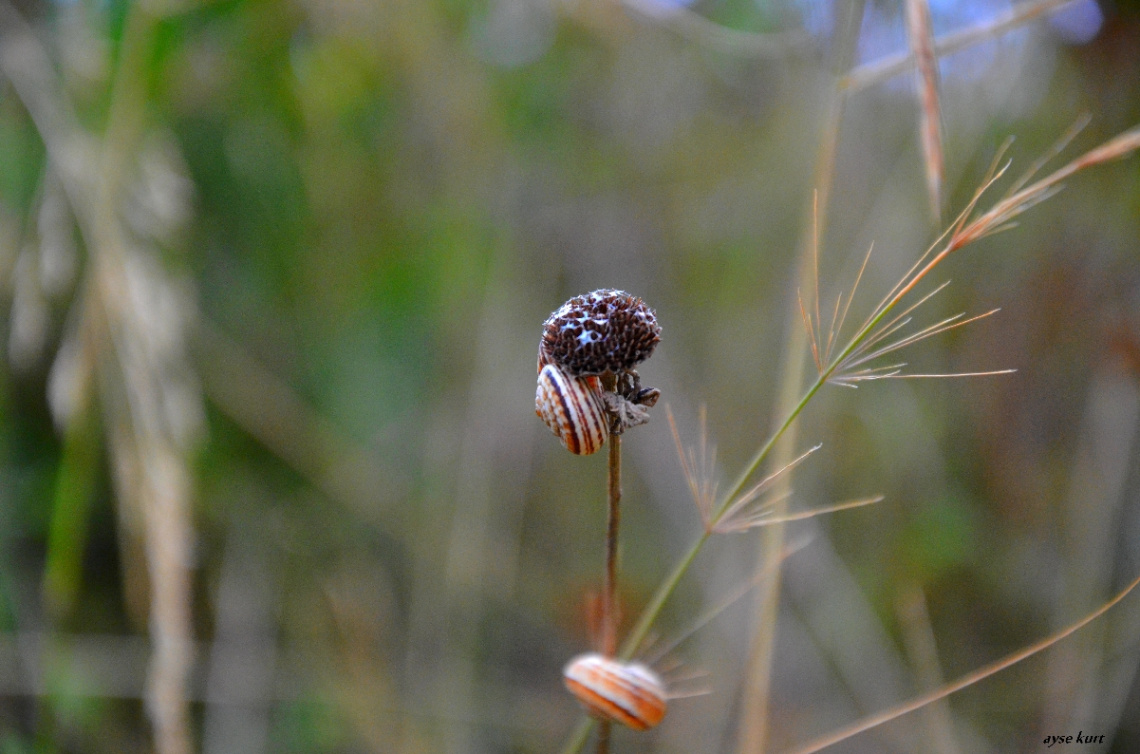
left=536, top=363, right=608, bottom=455
left=563, top=653, right=667, bottom=731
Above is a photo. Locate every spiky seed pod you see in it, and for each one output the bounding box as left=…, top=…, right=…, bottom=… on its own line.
left=563, top=653, right=667, bottom=731
left=536, top=363, right=608, bottom=455
left=540, top=290, right=661, bottom=377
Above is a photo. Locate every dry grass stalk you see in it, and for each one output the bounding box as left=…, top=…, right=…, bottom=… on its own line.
left=137, top=448, right=194, bottom=754
left=799, top=123, right=1140, bottom=389
left=781, top=571, right=1140, bottom=754
left=666, top=405, right=717, bottom=530
left=896, top=586, right=961, bottom=754
left=97, top=5, right=200, bottom=743
left=842, top=0, right=1081, bottom=93
left=949, top=125, right=1140, bottom=251
left=668, top=408, right=880, bottom=534
left=768, top=124, right=1140, bottom=754
left=738, top=5, right=866, bottom=749
left=905, top=0, right=944, bottom=224
left=597, top=428, right=624, bottom=754
left=0, top=4, right=200, bottom=753
left=99, top=248, right=199, bottom=754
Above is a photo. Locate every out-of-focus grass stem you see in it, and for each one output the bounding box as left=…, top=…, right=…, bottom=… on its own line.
left=92, top=5, right=195, bottom=754
left=739, top=2, right=866, bottom=748
left=841, top=0, right=1079, bottom=93
left=96, top=2, right=157, bottom=224
left=781, top=571, right=1140, bottom=754
left=43, top=394, right=100, bottom=616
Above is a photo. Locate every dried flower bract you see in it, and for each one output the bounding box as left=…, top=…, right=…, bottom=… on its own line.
left=540, top=289, right=661, bottom=377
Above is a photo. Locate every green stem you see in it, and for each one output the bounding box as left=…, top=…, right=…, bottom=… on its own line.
left=595, top=721, right=610, bottom=754
left=43, top=394, right=100, bottom=617
left=619, top=530, right=709, bottom=661
left=560, top=718, right=596, bottom=754
left=712, top=375, right=826, bottom=527
left=613, top=372, right=822, bottom=669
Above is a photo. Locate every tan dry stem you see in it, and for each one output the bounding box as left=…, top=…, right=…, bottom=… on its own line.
left=0, top=3, right=198, bottom=752
left=738, top=4, right=866, bottom=751
left=842, top=0, right=1081, bottom=93
left=951, top=126, right=1140, bottom=251
left=782, top=571, right=1140, bottom=754
left=905, top=0, right=944, bottom=225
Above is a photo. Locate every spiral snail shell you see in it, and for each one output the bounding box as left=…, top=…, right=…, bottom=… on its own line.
left=535, top=362, right=608, bottom=455
left=563, top=653, right=667, bottom=731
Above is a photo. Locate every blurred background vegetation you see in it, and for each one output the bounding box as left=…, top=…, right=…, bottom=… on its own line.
left=0, top=0, right=1139, bottom=752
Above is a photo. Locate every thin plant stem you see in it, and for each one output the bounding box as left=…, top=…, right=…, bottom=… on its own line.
left=841, top=0, right=1078, bottom=93
left=559, top=532, right=713, bottom=754
left=740, top=1, right=864, bottom=741
left=593, top=370, right=625, bottom=754
left=620, top=532, right=710, bottom=661
left=896, top=585, right=959, bottom=754
left=44, top=1, right=196, bottom=752
left=596, top=427, right=623, bottom=754
left=726, top=122, right=1140, bottom=544
left=43, top=386, right=100, bottom=616
left=560, top=717, right=596, bottom=754
left=595, top=721, right=611, bottom=754
left=780, top=571, right=1140, bottom=754
left=604, top=432, right=622, bottom=658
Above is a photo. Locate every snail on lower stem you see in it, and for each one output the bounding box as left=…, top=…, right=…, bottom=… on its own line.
left=563, top=653, right=668, bottom=732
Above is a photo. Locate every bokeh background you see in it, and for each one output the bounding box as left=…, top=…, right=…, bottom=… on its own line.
left=1, top=0, right=1139, bottom=752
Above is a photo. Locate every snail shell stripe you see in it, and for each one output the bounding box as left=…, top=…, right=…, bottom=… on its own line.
left=563, top=653, right=667, bottom=731
left=536, top=364, right=608, bottom=455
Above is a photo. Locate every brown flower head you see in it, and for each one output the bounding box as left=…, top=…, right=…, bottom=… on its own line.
left=540, top=290, right=661, bottom=376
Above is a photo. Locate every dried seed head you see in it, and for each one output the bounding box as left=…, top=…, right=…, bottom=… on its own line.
left=540, top=290, right=661, bottom=377
left=563, top=653, right=667, bottom=731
